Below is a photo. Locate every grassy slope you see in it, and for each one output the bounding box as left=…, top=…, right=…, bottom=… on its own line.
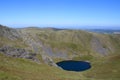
left=83, top=54, right=120, bottom=80
left=1, top=53, right=120, bottom=80
left=0, top=36, right=28, bottom=48
left=0, top=54, right=88, bottom=80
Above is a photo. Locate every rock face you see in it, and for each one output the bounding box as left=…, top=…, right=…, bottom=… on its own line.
left=91, top=37, right=108, bottom=55
left=0, top=46, right=40, bottom=63
left=0, top=25, right=21, bottom=40
left=42, top=55, right=58, bottom=67
left=0, top=25, right=58, bottom=66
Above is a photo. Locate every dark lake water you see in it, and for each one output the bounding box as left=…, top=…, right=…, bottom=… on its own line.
left=56, top=60, right=91, bottom=72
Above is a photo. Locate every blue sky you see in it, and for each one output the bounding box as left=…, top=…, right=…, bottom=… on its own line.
left=0, top=0, right=120, bottom=29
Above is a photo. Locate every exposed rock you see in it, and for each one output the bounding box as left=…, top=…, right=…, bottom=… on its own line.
left=42, top=46, right=68, bottom=59
left=0, top=25, right=21, bottom=40
left=42, top=55, right=58, bottom=67
left=0, top=46, right=40, bottom=63
left=91, top=37, right=108, bottom=55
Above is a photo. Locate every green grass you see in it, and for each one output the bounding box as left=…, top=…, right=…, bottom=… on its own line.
left=73, top=55, right=93, bottom=61
left=0, top=54, right=88, bottom=80
left=83, top=54, right=120, bottom=80
left=1, top=53, right=120, bottom=80
left=0, top=36, right=28, bottom=48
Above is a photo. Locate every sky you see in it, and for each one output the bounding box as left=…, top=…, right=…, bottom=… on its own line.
left=0, top=0, right=120, bottom=29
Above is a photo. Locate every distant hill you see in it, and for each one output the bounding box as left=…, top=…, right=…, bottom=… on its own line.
left=86, top=29, right=120, bottom=34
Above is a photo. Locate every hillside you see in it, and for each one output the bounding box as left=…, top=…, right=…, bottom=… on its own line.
left=0, top=25, right=120, bottom=80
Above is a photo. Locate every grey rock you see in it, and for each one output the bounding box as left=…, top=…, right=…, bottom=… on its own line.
left=42, top=46, right=68, bottom=59
left=0, top=25, right=21, bottom=40
left=91, top=37, right=108, bottom=55
left=0, top=46, right=40, bottom=63
left=42, top=55, right=58, bottom=67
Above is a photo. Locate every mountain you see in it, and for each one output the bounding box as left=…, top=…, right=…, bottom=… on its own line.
left=0, top=24, right=120, bottom=80
left=86, top=29, right=120, bottom=34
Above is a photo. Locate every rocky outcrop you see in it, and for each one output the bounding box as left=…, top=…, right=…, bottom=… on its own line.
left=0, top=46, right=40, bottom=63
left=91, top=37, right=109, bottom=55
left=0, top=25, right=21, bottom=40
left=42, top=54, right=58, bottom=67
left=19, top=29, right=62, bottom=66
